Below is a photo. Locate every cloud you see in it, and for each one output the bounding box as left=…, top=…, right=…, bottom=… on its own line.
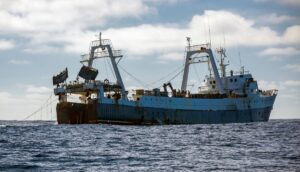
left=282, top=64, right=300, bottom=72
left=258, top=80, right=281, bottom=90
left=255, top=0, right=300, bottom=6
left=241, top=79, right=300, bottom=118
left=0, top=85, right=55, bottom=120
left=278, top=0, right=300, bottom=6
left=259, top=47, right=300, bottom=56
left=0, top=0, right=153, bottom=53
left=0, top=39, right=14, bottom=50
left=282, top=25, right=300, bottom=44
left=283, top=80, right=300, bottom=87
left=0, top=0, right=152, bottom=34
left=104, top=24, right=186, bottom=56
left=1, top=2, right=300, bottom=59
left=159, top=52, right=184, bottom=61
left=9, top=59, right=31, bottom=65
left=23, top=45, right=60, bottom=54
left=259, top=13, right=297, bottom=24
left=145, top=0, right=187, bottom=4
left=98, top=11, right=299, bottom=59
left=258, top=80, right=300, bottom=90
left=25, top=85, right=52, bottom=94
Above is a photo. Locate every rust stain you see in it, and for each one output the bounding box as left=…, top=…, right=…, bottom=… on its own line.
left=56, top=101, right=98, bottom=124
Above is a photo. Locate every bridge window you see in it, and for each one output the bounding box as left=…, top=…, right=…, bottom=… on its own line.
left=234, top=78, right=237, bottom=82
left=230, top=78, right=233, bottom=82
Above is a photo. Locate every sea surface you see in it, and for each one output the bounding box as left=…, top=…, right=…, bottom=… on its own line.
left=0, top=120, right=299, bottom=172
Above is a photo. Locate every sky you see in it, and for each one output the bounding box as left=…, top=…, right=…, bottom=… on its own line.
left=0, top=0, right=300, bottom=120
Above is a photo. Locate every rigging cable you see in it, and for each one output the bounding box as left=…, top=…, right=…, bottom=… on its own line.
left=146, top=64, right=185, bottom=88
left=106, top=58, right=117, bottom=80
left=118, top=65, right=149, bottom=89
left=103, top=57, right=109, bottom=79
left=23, top=94, right=57, bottom=120
left=162, top=67, right=184, bottom=87
left=192, top=63, right=202, bottom=83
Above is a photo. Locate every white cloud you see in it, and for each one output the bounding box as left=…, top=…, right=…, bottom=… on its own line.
left=1, top=2, right=300, bottom=59
left=0, top=0, right=153, bottom=53
left=0, top=85, right=55, bottom=120
left=0, top=39, right=14, bottom=50
left=25, top=85, right=52, bottom=94
left=282, top=25, right=300, bottom=44
left=258, top=79, right=300, bottom=118
left=86, top=24, right=186, bottom=56
left=145, top=0, right=187, bottom=4
left=259, top=47, right=300, bottom=56
left=282, top=64, right=300, bottom=72
left=279, top=0, right=300, bottom=6
left=255, top=0, right=300, bottom=6
left=282, top=80, right=300, bottom=87
left=98, top=10, right=282, bottom=58
left=101, top=11, right=300, bottom=58
left=23, top=45, right=60, bottom=54
left=0, top=0, right=152, bottom=34
left=259, top=13, right=296, bottom=24
left=258, top=79, right=300, bottom=90
left=9, top=59, right=31, bottom=65
left=159, top=52, right=184, bottom=61
left=258, top=80, right=281, bottom=90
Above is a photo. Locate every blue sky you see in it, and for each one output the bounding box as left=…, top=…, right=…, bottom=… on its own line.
left=0, top=0, right=299, bottom=120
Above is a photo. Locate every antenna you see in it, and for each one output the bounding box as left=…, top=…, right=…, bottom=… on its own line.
left=238, top=51, right=242, bottom=68
left=99, top=32, right=102, bottom=46
left=186, top=37, right=191, bottom=50
left=238, top=51, right=245, bottom=74
left=95, top=32, right=102, bottom=46
left=222, top=30, right=226, bottom=48
left=206, top=14, right=212, bottom=48
left=208, top=25, right=212, bottom=47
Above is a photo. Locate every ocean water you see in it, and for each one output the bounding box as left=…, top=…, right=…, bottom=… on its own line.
left=0, top=120, right=299, bottom=171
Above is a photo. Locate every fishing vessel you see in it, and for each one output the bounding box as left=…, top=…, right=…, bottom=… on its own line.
left=53, top=33, right=278, bottom=124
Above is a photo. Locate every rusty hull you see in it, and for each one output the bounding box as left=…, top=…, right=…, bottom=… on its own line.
left=56, top=101, right=98, bottom=124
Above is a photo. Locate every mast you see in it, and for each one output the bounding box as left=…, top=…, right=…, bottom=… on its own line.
left=181, top=38, right=225, bottom=94
left=216, top=47, right=228, bottom=78
left=206, top=49, right=225, bottom=94
left=84, top=32, right=126, bottom=98
left=106, top=46, right=125, bottom=94
left=181, top=37, right=191, bottom=91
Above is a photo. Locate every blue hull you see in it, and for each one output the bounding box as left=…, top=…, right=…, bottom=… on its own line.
left=56, top=100, right=273, bottom=125
left=97, top=103, right=272, bottom=124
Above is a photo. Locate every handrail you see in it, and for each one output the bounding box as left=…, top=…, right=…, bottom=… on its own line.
left=81, top=50, right=123, bottom=62
left=226, top=71, right=250, bottom=76
left=260, top=89, right=278, bottom=96
left=185, top=43, right=210, bottom=52
left=90, top=39, right=112, bottom=48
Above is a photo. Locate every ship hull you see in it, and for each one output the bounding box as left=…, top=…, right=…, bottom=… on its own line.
left=97, top=103, right=272, bottom=124
left=56, top=101, right=273, bottom=125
